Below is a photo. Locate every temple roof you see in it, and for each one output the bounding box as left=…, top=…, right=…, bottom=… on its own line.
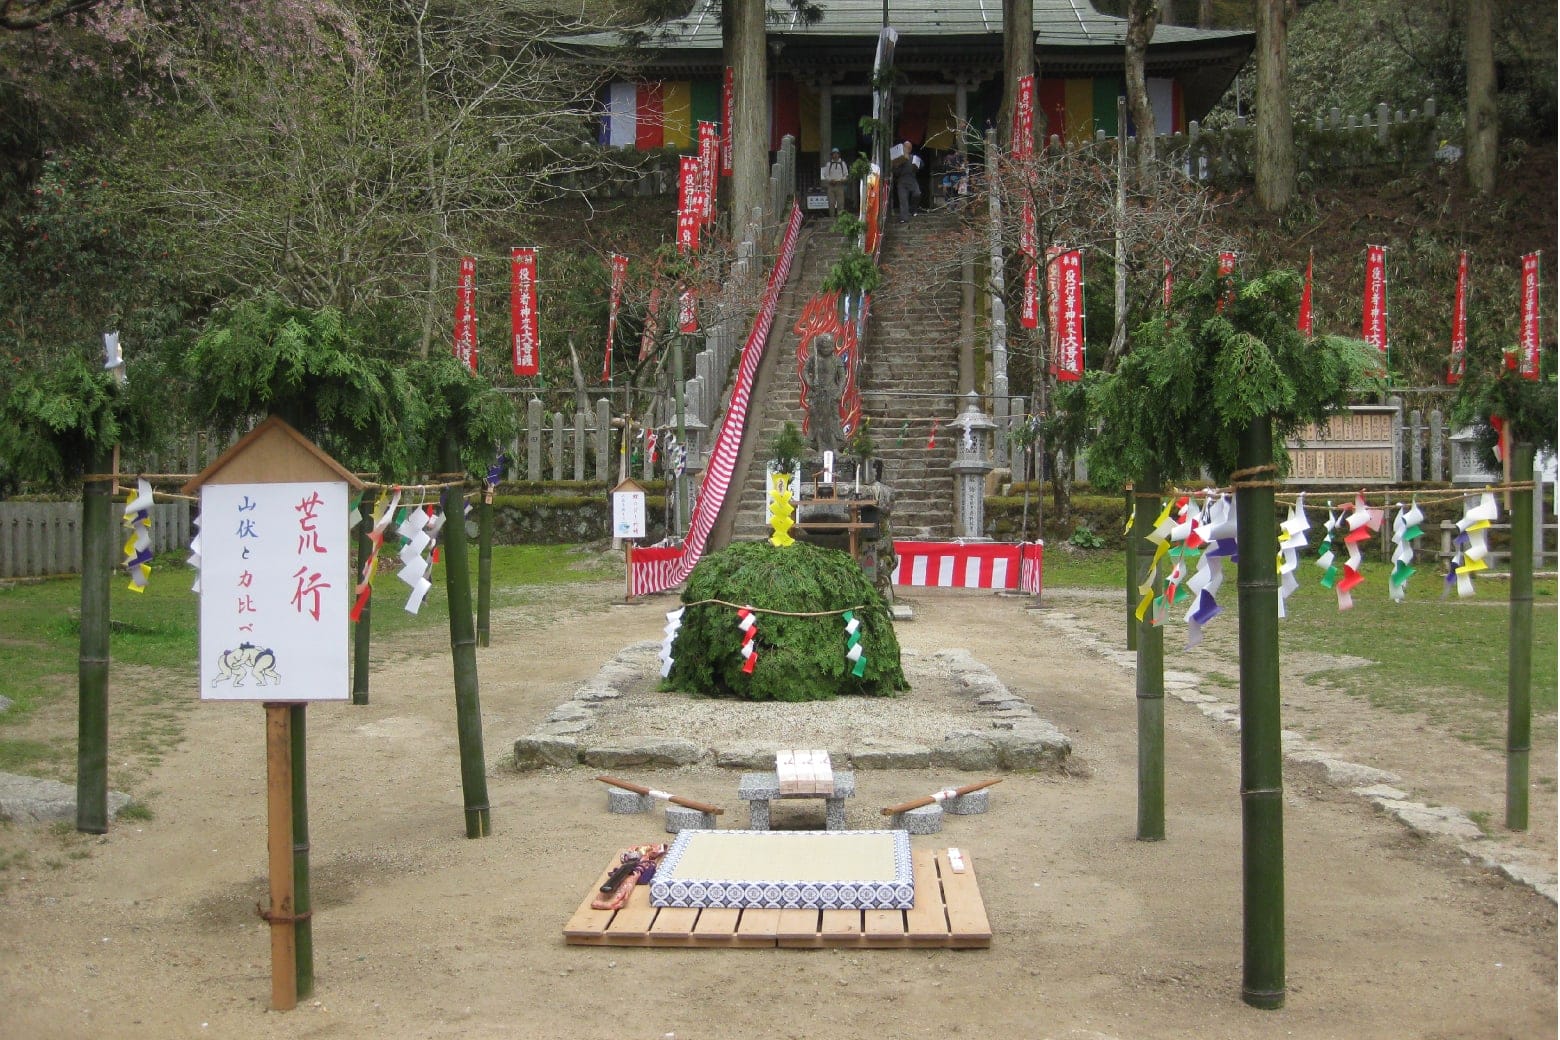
left=557, top=0, right=1253, bottom=121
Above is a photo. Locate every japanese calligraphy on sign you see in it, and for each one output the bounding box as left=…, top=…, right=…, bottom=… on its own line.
left=512, top=247, right=540, bottom=376
left=198, top=481, right=350, bottom=701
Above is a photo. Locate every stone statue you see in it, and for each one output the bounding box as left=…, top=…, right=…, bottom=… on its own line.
left=805, top=332, right=845, bottom=455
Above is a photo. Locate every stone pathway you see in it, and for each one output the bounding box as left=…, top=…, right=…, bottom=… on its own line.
left=1037, top=607, right=1558, bottom=904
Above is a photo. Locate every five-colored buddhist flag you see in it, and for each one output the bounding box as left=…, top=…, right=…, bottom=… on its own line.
left=454, top=256, right=477, bottom=373
left=1448, top=250, right=1468, bottom=385
left=511, top=248, right=539, bottom=376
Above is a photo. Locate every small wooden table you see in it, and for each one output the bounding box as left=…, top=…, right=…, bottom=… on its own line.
left=739, top=771, right=856, bottom=831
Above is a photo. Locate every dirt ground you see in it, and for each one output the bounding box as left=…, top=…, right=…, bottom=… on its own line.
left=0, top=581, right=1555, bottom=1040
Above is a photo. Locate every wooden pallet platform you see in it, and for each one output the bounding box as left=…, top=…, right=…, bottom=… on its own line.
left=564, top=847, right=991, bottom=948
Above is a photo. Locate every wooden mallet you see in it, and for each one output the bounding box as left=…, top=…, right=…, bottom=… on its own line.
left=596, top=775, right=724, bottom=816
left=881, top=777, right=1002, bottom=816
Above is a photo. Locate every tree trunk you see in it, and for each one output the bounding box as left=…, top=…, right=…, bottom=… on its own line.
left=1158, top=0, right=1175, bottom=25
left=1197, top=0, right=1213, bottom=28
left=1255, top=0, right=1295, bottom=212
left=76, top=455, right=112, bottom=834
left=729, top=0, right=768, bottom=238
left=998, top=0, right=1035, bottom=149
left=1465, top=0, right=1499, bottom=195
left=1124, top=0, right=1159, bottom=178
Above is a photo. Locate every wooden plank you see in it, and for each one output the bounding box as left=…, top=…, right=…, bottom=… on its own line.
left=776, top=908, right=822, bottom=945
left=603, top=882, right=659, bottom=939
left=904, top=848, right=950, bottom=944
left=862, top=908, right=907, bottom=944
left=938, top=850, right=992, bottom=948
left=818, top=909, right=862, bottom=941
left=690, top=907, right=742, bottom=944
left=734, top=907, right=782, bottom=946
left=648, top=906, right=701, bottom=937
left=562, top=862, right=623, bottom=940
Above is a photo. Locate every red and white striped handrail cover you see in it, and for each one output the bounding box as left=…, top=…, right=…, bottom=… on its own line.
left=628, top=203, right=806, bottom=597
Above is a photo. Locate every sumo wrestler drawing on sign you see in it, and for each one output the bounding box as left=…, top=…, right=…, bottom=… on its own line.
left=210, top=643, right=282, bottom=688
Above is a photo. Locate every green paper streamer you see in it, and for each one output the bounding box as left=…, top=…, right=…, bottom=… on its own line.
left=1320, top=564, right=1338, bottom=589
left=1391, top=561, right=1416, bottom=586
left=851, top=655, right=867, bottom=677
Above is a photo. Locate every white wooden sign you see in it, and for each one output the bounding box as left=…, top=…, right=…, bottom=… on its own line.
left=198, top=481, right=350, bottom=701
left=612, top=481, right=647, bottom=540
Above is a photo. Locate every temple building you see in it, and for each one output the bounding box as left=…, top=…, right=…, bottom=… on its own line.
left=561, top=0, right=1253, bottom=169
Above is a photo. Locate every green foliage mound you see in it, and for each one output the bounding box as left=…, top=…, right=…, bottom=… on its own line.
left=664, top=540, right=906, bottom=702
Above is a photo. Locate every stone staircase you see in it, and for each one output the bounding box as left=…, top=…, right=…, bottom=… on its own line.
left=724, top=208, right=965, bottom=543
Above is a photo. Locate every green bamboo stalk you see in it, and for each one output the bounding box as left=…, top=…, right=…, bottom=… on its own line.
left=1125, top=483, right=1137, bottom=651
left=1234, top=418, right=1284, bottom=1010
left=477, top=491, right=493, bottom=649
left=1506, top=442, right=1534, bottom=832
left=352, top=498, right=372, bottom=706
left=289, top=704, right=314, bottom=998
left=439, top=437, right=491, bottom=838
left=1133, top=468, right=1164, bottom=841
left=76, top=455, right=113, bottom=834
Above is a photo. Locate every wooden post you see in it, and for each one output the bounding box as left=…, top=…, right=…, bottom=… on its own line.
left=1124, top=483, right=1137, bottom=652
left=352, top=498, right=372, bottom=706
left=76, top=452, right=113, bottom=834
left=289, top=704, right=314, bottom=998
left=265, top=704, right=298, bottom=1012
left=1506, top=442, right=1534, bottom=831
left=625, top=541, right=635, bottom=603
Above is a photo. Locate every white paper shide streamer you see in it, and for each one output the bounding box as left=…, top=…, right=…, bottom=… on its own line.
left=1277, top=493, right=1309, bottom=618
left=397, top=506, right=435, bottom=613
left=658, top=607, right=685, bottom=677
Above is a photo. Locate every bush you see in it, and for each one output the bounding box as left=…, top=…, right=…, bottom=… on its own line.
left=663, top=540, right=907, bottom=701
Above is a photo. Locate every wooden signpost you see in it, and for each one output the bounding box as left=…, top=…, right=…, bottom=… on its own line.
left=183, top=417, right=363, bottom=1012
left=611, top=477, right=647, bottom=602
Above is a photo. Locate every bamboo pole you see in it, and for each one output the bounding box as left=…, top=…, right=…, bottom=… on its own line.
left=439, top=436, right=491, bottom=839
left=76, top=453, right=113, bottom=834
left=289, top=704, right=314, bottom=999
left=1124, top=483, right=1137, bottom=651
left=1506, top=441, right=1534, bottom=832
left=351, top=498, right=372, bottom=706
left=477, top=488, right=494, bottom=648
left=264, top=704, right=298, bottom=1011
left=1133, top=466, right=1164, bottom=841
left=1234, top=420, right=1285, bottom=1010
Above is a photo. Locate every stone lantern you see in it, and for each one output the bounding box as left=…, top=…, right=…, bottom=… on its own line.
left=949, top=392, right=996, bottom=540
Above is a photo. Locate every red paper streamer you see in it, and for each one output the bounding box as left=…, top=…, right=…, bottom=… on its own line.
left=510, top=247, right=539, bottom=376
left=1298, top=251, right=1314, bottom=336
left=453, top=256, right=477, bottom=372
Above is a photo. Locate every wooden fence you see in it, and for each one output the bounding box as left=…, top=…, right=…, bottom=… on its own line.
left=0, top=501, right=193, bottom=580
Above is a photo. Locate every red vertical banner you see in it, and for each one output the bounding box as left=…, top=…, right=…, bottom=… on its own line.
left=1519, top=251, right=1541, bottom=379
left=678, top=289, right=698, bottom=334
left=1298, top=251, right=1314, bottom=336
left=721, top=66, right=734, bottom=176
left=676, top=156, right=700, bottom=253
left=1052, top=250, right=1085, bottom=381
left=1447, top=250, right=1468, bottom=385
left=510, top=247, right=539, bottom=376
left=453, top=256, right=477, bottom=373
left=1362, top=244, right=1388, bottom=355
left=697, top=120, right=718, bottom=222
left=1020, top=202, right=1039, bottom=329
left=1216, top=250, right=1237, bottom=312
left=639, top=285, right=662, bottom=361
left=602, top=253, right=628, bottom=383
left=1012, top=74, right=1035, bottom=161
left=1162, top=257, right=1173, bottom=312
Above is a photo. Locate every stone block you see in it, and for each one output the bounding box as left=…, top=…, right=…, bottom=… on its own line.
left=513, top=735, right=580, bottom=770
left=849, top=746, right=931, bottom=770
left=993, top=723, right=1071, bottom=772
left=0, top=773, right=131, bottom=824
left=891, top=803, right=943, bottom=834
left=664, top=806, right=717, bottom=833
left=582, top=739, right=703, bottom=769
left=607, top=788, right=652, bottom=813
left=931, top=733, right=1000, bottom=772
left=714, top=744, right=777, bottom=770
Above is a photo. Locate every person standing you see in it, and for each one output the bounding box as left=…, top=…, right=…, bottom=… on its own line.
left=892, top=139, right=922, bottom=223
left=823, top=147, right=851, bottom=219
